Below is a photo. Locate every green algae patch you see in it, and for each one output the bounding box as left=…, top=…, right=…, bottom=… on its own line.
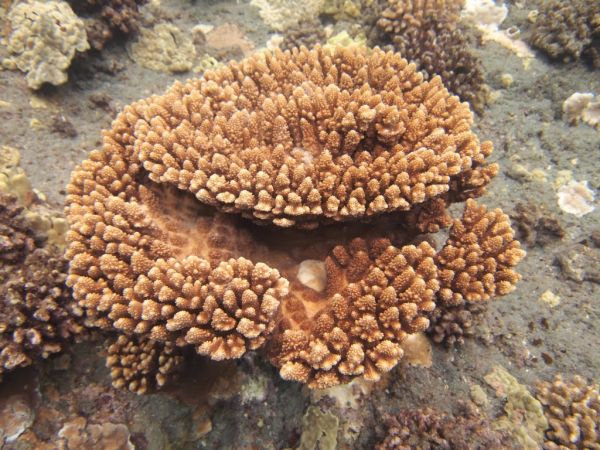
left=484, top=366, right=548, bottom=450
left=297, top=406, right=339, bottom=450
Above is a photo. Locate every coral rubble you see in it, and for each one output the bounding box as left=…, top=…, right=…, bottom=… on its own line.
left=556, top=243, right=600, bottom=284
left=528, top=0, right=600, bottom=68
left=377, top=405, right=514, bottom=449
left=65, top=45, right=523, bottom=392
left=536, top=374, right=600, bottom=450
left=2, top=0, right=90, bottom=89
left=510, top=202, right=564, bottom=248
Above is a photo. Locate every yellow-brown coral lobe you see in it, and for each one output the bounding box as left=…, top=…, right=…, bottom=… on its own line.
left=536, top=374, right=600, bottom=449
left=270, top=237, right=439, bottom=389
left=66, top=137, right=288, bottom=361
left=435, top=199, right=525, bottom=306
left=107, top=334, right=185, bottom=394
left=128, top=45, right=494, bottom=228
left=378, top=0, right=465, bottom=27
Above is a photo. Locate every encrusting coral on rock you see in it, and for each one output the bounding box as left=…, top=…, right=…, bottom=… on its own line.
left=2, top=0, right=90, bottom=89
left=58, top=416, right=135, bottom=450
left=373, top=0, right=488, bottom=112
left=128, top=23, right=196, bottom=73
left=0, top=194, right=83, bottom=381
left=65, top=45, right=524, bottom=392
left=528, top=0, right=600, bottom=68
left=536, top=374, right=600, bottom=450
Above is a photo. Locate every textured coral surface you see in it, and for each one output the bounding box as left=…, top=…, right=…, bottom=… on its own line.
left=0, top=194, right=82, bottom=380
left=377, top=405, right=513, bottom=449
left=536, top=374, right=600, bottom=450
left=0, top=0, right=598, bottom=447
left=64, top=45, right=523, bottom=391
left=373, top=0, right=487, bottom=111
left=529, top=0, right=600, bottom=68
left=121, top=45, right=495, bottom=228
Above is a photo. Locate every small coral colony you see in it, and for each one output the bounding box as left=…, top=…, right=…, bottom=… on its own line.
left=1, top=0, right=598, bottom=430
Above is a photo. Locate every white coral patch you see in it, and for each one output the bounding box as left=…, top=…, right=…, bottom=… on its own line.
left=562, top=93, right=600, bottom=127
left=557, top=180, right=596, bottom=218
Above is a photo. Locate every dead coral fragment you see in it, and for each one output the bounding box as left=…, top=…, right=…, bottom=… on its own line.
left=529, top=0, right=600, bottom=68
left=2, top=0, right=90, bottom=89
left=563, top=93, right=600, bottom=128
left=132, top=45, right=495, bottom=228
left=557, top=180, right=596, bottom=218
left=436, top=199, right=525, bottom=306
left=106, top=334, right=185, bottom=394
left=271, top=238, right=438, bottom=389
left=536, top=374, right=600, bottom=450
left=0, top=194, right=83, bottom=380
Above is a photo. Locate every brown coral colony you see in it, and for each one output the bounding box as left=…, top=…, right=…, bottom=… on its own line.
left=65, top=45, right=524, bottom=391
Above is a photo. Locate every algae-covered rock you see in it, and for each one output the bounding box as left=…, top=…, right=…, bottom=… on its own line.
left=484, top=366, right=548, bottom=450
left=2, top=0, right=89, bottom=89
left=129, top=23, right=196, bottom=73
left=297, top=406, right=339, bottom=450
